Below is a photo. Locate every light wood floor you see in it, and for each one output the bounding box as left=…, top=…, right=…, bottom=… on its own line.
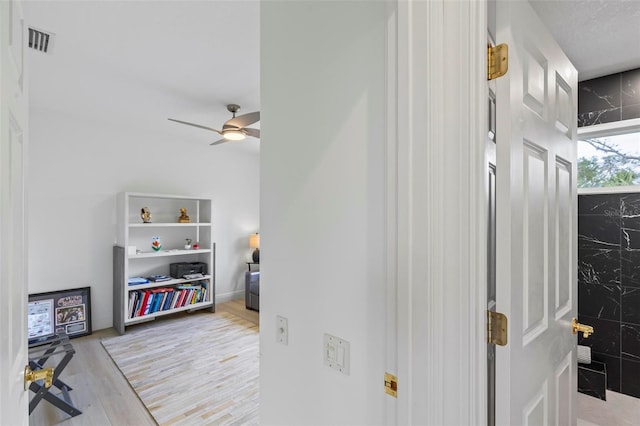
left=29, top=299, right=259, bottom=426
left=32, top=301, right=639, bottom=426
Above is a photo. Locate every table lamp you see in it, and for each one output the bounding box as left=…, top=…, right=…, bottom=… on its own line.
left=249, top=233, right=260, bottom=263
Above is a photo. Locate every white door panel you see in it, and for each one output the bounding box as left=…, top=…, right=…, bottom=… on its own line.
left=495, top=0, right=577, bottom=425
left=0, top=0, right=29, bottom=423
left=555, top=159, right=573, bottom=320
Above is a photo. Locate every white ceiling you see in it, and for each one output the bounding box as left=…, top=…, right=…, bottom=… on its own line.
left=529, top=0, right=640, bottom=81
left=21, top=0, right=639, bottom=150
left=23, top=0, right=261, bottom=153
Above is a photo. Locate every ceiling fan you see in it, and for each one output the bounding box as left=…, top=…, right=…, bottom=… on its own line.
left=168, top=104, right=260, bottom=146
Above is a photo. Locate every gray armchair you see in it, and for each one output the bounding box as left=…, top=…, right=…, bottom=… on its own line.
left=245, top=271, right=260, bottom=311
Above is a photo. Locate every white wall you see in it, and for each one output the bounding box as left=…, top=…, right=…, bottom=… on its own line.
left=260, top=2, right=388, bottom=424
left=27, top=105, right=259, bottom=330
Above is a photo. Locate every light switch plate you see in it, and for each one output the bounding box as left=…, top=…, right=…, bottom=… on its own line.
left=324, top=333, right=350, bottom=375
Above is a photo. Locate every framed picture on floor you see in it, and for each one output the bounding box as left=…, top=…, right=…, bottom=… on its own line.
left=28, top=286, right=92, bottom=343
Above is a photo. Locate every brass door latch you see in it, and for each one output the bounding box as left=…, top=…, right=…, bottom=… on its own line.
left=384, top=372, right=397, bottom=398
left=24, top=365, right=54, bottom=391
left=572, top=318, right=594, bottom=338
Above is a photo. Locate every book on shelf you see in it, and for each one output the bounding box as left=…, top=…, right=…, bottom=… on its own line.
left=128, top=292, right=137, bottom=318
left=131, top=293, right=139, bottom=317
left=175, top=290, right=185, bottom=308
left=161, top=290, right=174, bottom=311
left=139, top=290, right=152, bottom=316
left=178, top=289, right=190, bottom=307
left=147, top=275, right=171, bottom=282
left=136, top=292, right=143, bottom=314
left=138, top=288, right=171, bottom=312
left=157, top=291, right=167, bottom=312
left=171, top=290, right=179, bottom=308
left=143, top=294, right=153, bottom=316
left=150, top=293, right=161, bottom=313
left=128, top=276, right=149, bottom=285
left=154, top=287, right=173, bottom=312
left=136, top=292, right=142, bottom=316
left=148, top=289, right=159, bottom=313
left=171, top=290, right=181, bottom=309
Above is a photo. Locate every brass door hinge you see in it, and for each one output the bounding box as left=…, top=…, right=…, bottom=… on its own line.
left=488, top=44, right=508, bottom=80
left=384, top=372, right=397, bottom=398
left=488, top=311, right=508, bottom=346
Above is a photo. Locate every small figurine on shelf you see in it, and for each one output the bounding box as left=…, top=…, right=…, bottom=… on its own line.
left=151, top=236, right=162, bottom=252
left=141, top=207, right=151, bottom=223
left=184, top=238, right=192, bottom=250
left=178, top=208, right=191, bottom=223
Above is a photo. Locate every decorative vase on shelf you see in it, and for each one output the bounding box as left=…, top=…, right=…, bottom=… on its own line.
left=151, top=236, right=162, bottom=252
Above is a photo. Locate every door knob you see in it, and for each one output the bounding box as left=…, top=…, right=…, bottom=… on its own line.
left=572, top=318, right=594, bottom=338
left=24, top=365, right=54, bottom=391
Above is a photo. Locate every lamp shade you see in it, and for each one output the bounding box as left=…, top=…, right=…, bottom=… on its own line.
left=249, top=233, right=260, bottom=249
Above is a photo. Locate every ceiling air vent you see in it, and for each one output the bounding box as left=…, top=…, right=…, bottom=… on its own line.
left=28, top=27, right=53, bottom=53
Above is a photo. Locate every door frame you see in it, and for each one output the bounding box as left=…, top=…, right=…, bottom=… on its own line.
left=391, top=0, right=488, bottom=424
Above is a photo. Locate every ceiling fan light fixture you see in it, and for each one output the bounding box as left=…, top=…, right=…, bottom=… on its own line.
left=169, top=104, right=259, bottom=147
left=223, top=129, right=246, bottom=141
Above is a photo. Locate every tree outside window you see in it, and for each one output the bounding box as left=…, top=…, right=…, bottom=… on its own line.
left=577, top=131, right=640, bottom=188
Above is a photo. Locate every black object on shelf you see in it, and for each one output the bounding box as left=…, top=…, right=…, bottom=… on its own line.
left=252, top=247, right=260, bottom=263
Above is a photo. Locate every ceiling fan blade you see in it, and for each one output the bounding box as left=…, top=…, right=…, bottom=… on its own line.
left=168, top=118, right=222, bottom=134
left=210, top=138, right=230, bottom=146
left=226, top=111, right=260, bottom=128
left=244, top=128, right=260, bottom=139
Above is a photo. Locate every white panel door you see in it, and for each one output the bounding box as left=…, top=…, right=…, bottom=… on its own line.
left=494, top=1, right=578, bottom=425
left=0, top=0, right=29, bottom=423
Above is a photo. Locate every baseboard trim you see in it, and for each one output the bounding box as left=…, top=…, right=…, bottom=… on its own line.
left=216, top=290, right=244, bottom=304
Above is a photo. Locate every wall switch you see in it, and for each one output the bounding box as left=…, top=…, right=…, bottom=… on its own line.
left=277, top=315, right=288, bottom=345
left=324, top=333, right=350, bottom=375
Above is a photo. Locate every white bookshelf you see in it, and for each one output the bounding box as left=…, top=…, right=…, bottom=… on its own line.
left=113, top=192, right=215, bottom=334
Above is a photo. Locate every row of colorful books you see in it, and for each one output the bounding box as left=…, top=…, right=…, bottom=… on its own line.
left=127, top=282, right=208, bottom=319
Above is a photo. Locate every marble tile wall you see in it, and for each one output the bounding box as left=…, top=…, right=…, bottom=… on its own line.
left=578, top=361, right=607, bottom=400
left=579, top=193, right=640, bottom=398
left=578, top=68, right=640, bottom=127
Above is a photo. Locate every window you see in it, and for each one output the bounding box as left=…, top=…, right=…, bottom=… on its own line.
left=577, top=127, right=640, bottom=189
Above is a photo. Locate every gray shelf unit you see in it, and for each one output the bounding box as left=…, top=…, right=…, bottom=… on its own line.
left=113, top=192, right=215, bottom=335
